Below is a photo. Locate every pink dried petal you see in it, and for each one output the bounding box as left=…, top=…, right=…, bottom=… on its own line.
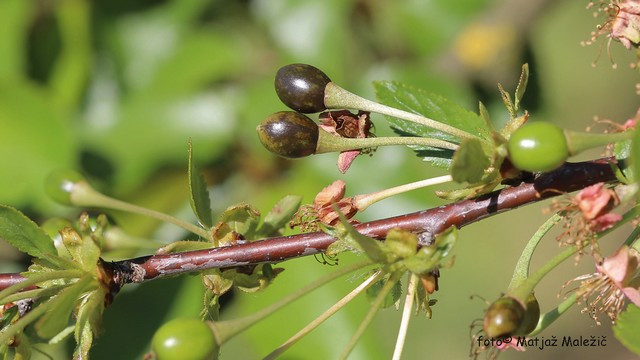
left=314, top=180, right=346, bottom=207
left=317, top=198, right=357, bottom=225
left=576, top=183, right=614, bottom=220
left=591, top=212, right=622, bottom=232
left=337, top=150, right=360, bottom=174
left=622, top=287, right=640, bottom=306
left=495, top=337, right=525, bottom=352
left=597, top=246, right=634, bottom=284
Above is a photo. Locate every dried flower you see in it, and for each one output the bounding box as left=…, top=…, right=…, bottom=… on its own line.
left=583, top=0, right=640, bottom=67
left=289, top=180, right=358, bottom=231
left=554, top=183, right=621, bottom=255
left=561, top=246, right=640, bottom=324
left=318, top=110, right=375, bottom=173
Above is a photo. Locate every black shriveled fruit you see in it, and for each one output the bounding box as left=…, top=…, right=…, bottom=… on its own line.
left=275, top=64, right=331, bottom=113
left=483, top=297, right=525, bottom=338
left=257, top=111, right=319, bottom=158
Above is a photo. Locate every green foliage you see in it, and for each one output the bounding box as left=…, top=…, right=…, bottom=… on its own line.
left=613, top=305, right=640, bottom=355
left=366, top=274, right=402, bottom=309
left=188, top=140, right=214, bottom=229
left=0, top=205, right=57, bottom=260
left=450, top=138, right=491, bottom=184
left=373, top=81, right=492, bottom=167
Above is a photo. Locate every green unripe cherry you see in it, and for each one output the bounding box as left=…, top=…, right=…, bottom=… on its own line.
left=275, top=64, right=331, bottom=113
left=44, top=170, right=86, bottom=205
left=151, top=318, right=218, bottom=360
left=257, top=111, right=319, bottom=158
left=507, top=122, right=569, bottom=172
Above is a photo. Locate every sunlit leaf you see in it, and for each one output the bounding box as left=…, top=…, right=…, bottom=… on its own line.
left=188, top=139, right=213, bottom=228
left=373, top=81, right=491, bottom=166
left=450, top=138, right=491, bottom=184
left=258, top=195, right=302, bottom=237
left=514, top=63, right=529, bottom=112
left=35, top=276, right=94, bottom=338
left=613, top=305, right=640, bottom=355
left=0, top=205, right=57, bottom=260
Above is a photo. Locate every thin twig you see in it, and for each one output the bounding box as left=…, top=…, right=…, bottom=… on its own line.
left=0, top=158, right=617, bottom=290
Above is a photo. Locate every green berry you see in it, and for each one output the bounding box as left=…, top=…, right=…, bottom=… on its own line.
left=44, top=170, right=86, bottom=205
left=483, top=297, right=525, bottom=338
left=275, top=64, right=331, bottom=113
left=507, top=122, right=569, bottom=172
left=151, top=318, right=218, bottom=360
left=257, top=111, right=319, bottom=158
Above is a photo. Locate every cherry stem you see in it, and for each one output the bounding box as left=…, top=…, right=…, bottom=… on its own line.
left=507, top=213, right=562, bottom=292
left=509, top=205, right=640, bottom=303
left=565, top=129, right=633, bottom=156
left=392, top=273, right=418, bottom=360
left=354, top=175, right=453, bottom=211
left=324, top=83, right=483, bottom=143
left=339, top=271, right=403, bottom=360
left=528, top=293, right=578, bottom=337
left=263, top=270, right=383, bottom=360
left=210, top=260, right=374, bottom=346
left=315, top=128, right=458, bottom=154
left=71, top=181, right=211, bottom=240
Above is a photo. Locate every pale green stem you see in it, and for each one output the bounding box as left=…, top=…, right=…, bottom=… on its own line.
left=0, top=270, right=83, bottom=305
left=325, top=83, right=482, bottom=142
left=565, top=129, right=634, bottom=155
left=338, top=271, right=403, bottom=360
left=392, top=273, right=418, bottom=360
left=509, top=206, right=638, bottom=302
left=528, top=293, right=578, bottom=337
left=316, top=128, right=458, bottom=154
left=263, top=270, right=383, bottom=360
left=623, top=223, right=640, bottom=248
left=72, top=182, right=210, bottom=239
left=211, top=260, right=374, bottom=345
left=354, top=175, right=453, bottom=211
left=508, top=214, right=562, bottom=291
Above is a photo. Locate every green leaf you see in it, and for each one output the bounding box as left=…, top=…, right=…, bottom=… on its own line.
left=403, top=226, right=457, bottom=275
left=74, top=288, right=105, bottom=359
left=220, top=203, right=260, bottom=238
left=156, top=240, right=214, bottom=255
left=0, top=205, right=57, bottom=259
left=631, top=126, right=640, bottom=189
left=613, top=305, right=640, bottom=355
left=514, top=63, right=529, bottom=112
left=478, top=101, right=493, bottom=131
left=35, top=276, right=94, bottom=338
left=257, top=195, right=302, bottom=237
left=188, top=139, right=213, bottom=228
left=373, top=81, right=491, bottom=166
left=366, top=275, right=402, bottom=309
left=385, top=229, right=418, bottom=259
left=497, top=83, right=515, bottom=119
left=450, top=138, right=491, bottom=184
left=329, top=205, right=391, bottom=263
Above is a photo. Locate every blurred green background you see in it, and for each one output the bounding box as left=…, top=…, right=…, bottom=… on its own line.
left=0, top=0, right=638, bottom=359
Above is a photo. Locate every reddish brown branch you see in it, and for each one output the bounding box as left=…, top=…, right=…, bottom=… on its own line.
left=0, top=159, right=618, bottom=290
